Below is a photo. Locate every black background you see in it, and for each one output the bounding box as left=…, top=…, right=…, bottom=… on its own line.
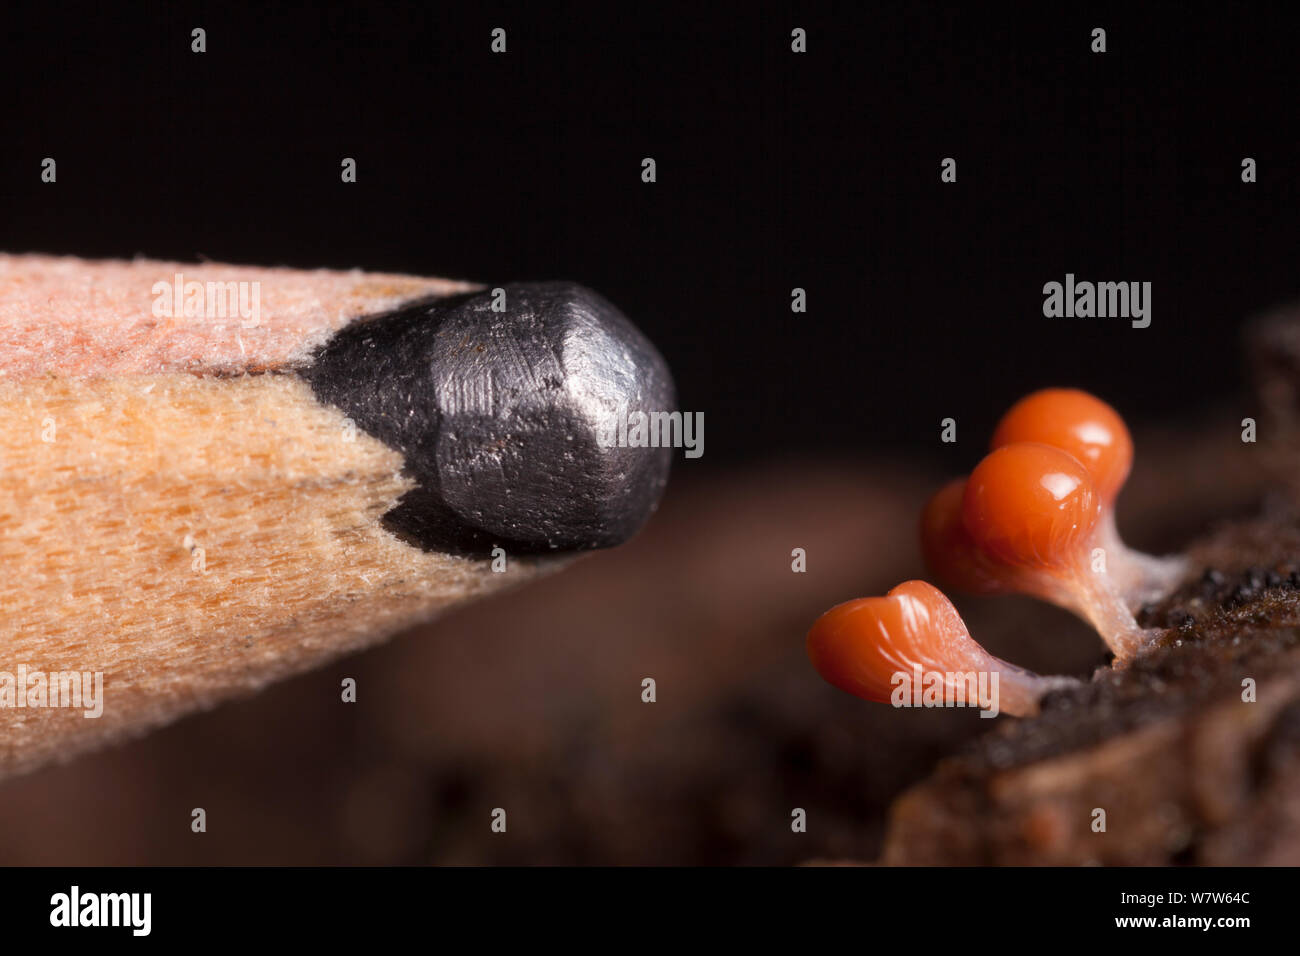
left=2, top=1, right=1295, bottom=465
left=3, top=864, right=1272, bottom=941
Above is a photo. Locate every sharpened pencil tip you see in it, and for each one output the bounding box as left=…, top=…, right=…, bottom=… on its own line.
left=303, top=281, right=675, bottom=556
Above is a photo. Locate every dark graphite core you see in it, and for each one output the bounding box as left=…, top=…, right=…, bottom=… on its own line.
left=302, top=282, right=676, bottom=556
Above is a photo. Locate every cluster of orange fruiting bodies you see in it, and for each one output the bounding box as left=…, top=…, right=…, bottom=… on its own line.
left=807, top=389, right=1188, bottom=717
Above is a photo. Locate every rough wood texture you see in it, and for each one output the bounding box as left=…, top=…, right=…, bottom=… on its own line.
left=882, top=557, right=1300, bottom=865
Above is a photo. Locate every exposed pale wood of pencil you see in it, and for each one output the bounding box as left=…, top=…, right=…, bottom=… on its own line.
left=0, top=253, right=477, bottom=379
left=0, top=373, right=558, bottom=777
left=0, top=257, right=567, bottom=778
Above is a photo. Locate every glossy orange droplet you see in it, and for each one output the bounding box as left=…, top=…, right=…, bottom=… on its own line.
left=990, top=388, right=1133, bottom=504
left=920, top=479, right=1012, bottom=595
left=962, top=442, right=1100, bottom=570
left=806, top=580, right=968, bottom=703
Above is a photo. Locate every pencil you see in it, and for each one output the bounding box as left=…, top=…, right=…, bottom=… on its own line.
left=0, top=254, right=674, bottom=777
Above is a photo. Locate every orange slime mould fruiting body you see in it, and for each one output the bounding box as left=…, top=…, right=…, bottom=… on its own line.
left=806, top=580, right=1078, bottom=717
left=920, top=477, right=1085, bottom=613
left=990, top=388, right=1188, bottom=607
left=963, top=442, right=1156, bottom=661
